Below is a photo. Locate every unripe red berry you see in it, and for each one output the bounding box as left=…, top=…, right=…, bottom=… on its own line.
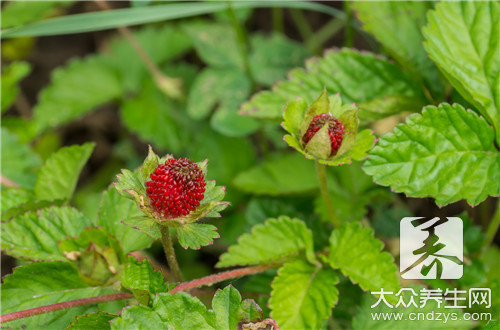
left=302, top=113, right=345, bottom=156
left=145, top=158, right=206, bottom=218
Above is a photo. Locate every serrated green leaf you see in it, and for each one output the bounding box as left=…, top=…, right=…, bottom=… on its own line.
left=152, top=292, right=216, bottom=328
left=68, top=311, right=116, bottom=330
left=213, top=286, right=241, bottom=330
left=233, top=153, right=318, bottom=195
left=1, top=206, right=93, bottom=261
left=34, top=142, right=94, bottom=201
left=351, top=285, right=474, bottom=329
left=121, top=256, right=167, bottom=305
left=363, top=103, right=500, bottom=206
left=1, top=188, right=34, bottom=213
left=33, top=56, right=121, bottom=133
left=240, top=48, right=426, bottom=122
left=176, top=223, right=219, bottom=250
left=1, top=261, right=112, bottom=329
left=485, top=321, right=500, bottom=330
left=69, top=312, right=116, bottom=330
left=98, top=188, right=153, bottom=254
left=319, top=129, right=375, bottom=166
left=249, top=32, right=310, bottom=87
left=1, top=61, right=31, bottom=112
left=183, top=22, right=242, bottom=69
left=111, top=305, right=164, bottom=330
left=1, top=193, right=65, bottom=221
left=352, top=2, right=443, bottom=99
left=423, top=1, right=500, bottom=144
left=327, top=222, right=400, bottom=303
left=217, top=216, right=316, bottom=268
left=1, top=128, right=41, bottom=189
left=238, top=299, right=263, bottom=323
left=269, top=260, right=339, bottom=329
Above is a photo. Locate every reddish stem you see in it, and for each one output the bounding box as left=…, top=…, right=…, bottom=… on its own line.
left=170, top=264, right=276, bottom=293
left=0, top=293, right=133, bottom=324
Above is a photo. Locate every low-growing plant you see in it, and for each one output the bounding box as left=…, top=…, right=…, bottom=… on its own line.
left=1, top=1, right=499, bottom=329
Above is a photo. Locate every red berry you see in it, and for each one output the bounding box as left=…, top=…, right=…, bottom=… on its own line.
left=302, top=113, right=345, bottom=156
left=146, top=158, right=206, bottom=218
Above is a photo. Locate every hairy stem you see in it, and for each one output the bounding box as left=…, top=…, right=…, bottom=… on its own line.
left=226, top=0, right=255, bottom=90
left=483, top=199, right=500, bottom=253
left=160, top=225, right=183, bottom=282
left=315, top=160, right=340, bottom=227
left=170, top=264, right=277, bottom=294
left=0, top=293, right=133, bottom=324
left=94, top=0, right=182, bottom=99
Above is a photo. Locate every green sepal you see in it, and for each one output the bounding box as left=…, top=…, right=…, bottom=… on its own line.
left=141, top=145, right=160, bottom=183
left=122, top=216, right=161, bottom=240
left=59, top=227, right=125, bottom=286
left=282, top=90, right=372, bottom=165
left=176, top=223, right=219, bottom=250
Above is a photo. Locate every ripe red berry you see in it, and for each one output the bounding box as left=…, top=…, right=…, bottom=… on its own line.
left=302, top=113, right=345, bottom=156
left=145, top=158, right=206, bottom=218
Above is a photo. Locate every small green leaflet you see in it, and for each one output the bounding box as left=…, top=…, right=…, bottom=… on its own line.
left=1, top=206, right=93, bottom=261
left=176, top=223, right=219, bottom=250
left=1, top=61, right=31, bottom=112
left=269, top=260, right=339, bottom=329
left=213, top=286, right=242, bottom=330
left=34, top=142, right=95, bottom=201
left=327, top=222, right=400, bottom=304
left=68, top=312, right=116, bottom=330
left=423, top=1, right=500, bottom=145
left=363, top=103, right=500, bottom=206
left=216, top=216, right=317, bottom=268
left=121, top=256, right=167, bottom=305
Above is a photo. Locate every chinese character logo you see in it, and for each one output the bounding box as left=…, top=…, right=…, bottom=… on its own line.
left=400, top=217, right=463, bottom=279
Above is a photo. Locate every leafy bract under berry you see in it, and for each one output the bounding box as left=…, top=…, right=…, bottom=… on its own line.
left=282, top=89, right=375, bottom=166
left=146, top=158, right=206, bottom=219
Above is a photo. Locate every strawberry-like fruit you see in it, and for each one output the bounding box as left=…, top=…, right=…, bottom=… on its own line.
left=302, top=113, right=345, bottom=156
left=146, top=158, right=206, bottom=218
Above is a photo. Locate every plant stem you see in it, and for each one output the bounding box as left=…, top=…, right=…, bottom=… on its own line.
left=94, top=0, right=182, bottom=99
left=170, top=264, right=277, bottom=294
left=0, top=293, right=133, bottom=324
left=160, top=225, right=183, bottom=283
left=226, top=0, right=255, bottom=91
left=483, top=199, right=500, bottom=253
left=343, top=1, right=354, bottom=47
left=315, top=160, right=340, bottom=227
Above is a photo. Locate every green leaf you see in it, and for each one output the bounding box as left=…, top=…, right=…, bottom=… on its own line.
left=111, top=305, right=165, bottom=330
left=121, top=256, right=167, bottom=305
left=98, top=188, right=152, bottom=254
left=212, top=285, right=241, bottom=330
left=34, top=142, right=95, bottom=201
left=120, top=81, right=192, bottom=153
left=1, top=2, right=343, bottom=38
left=238, top=299, right=263, bottom=323
left=240, top=48, right=426, bottom=122
left=249, top=32, right=310, bottom=87
left=233, top=153, right=318, bottom=195
left=423, top=1, right=500, bottom=144
left=1, top=261, right=111, bottom=329
left=217, top=216, right=316, bottom=268
left=106, top=24, right=192, bottom=93
left=1, top=189, right=64, bottom=221
left=269, top=260, right=339, bottom=329
left=33, top=56, right=121, bottom=134
left=69, top=312, right=116, bottom=330
left=176, top=223, right=219, bottom=250
left=351, top=286, right=474, bottom=329
left=363, top=103, right=500, bottom=206
left=152, top=292, right=216, bottom=329
left=122, top=216, right=161, bottom=241
left=1, top=61, right=31, bottom=112
left=183, top=22, right=243, bottom=69
left=1, top=128, right=41, bottom=189
left=2, top=206, right=92, bottom=261
left=327, top=222, right=400, bottom=303
left=141, top=145, right=159, bottom=183
left=0, top=1, right=72, bottom=29
left=352, top=2, right=443, bottom=98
